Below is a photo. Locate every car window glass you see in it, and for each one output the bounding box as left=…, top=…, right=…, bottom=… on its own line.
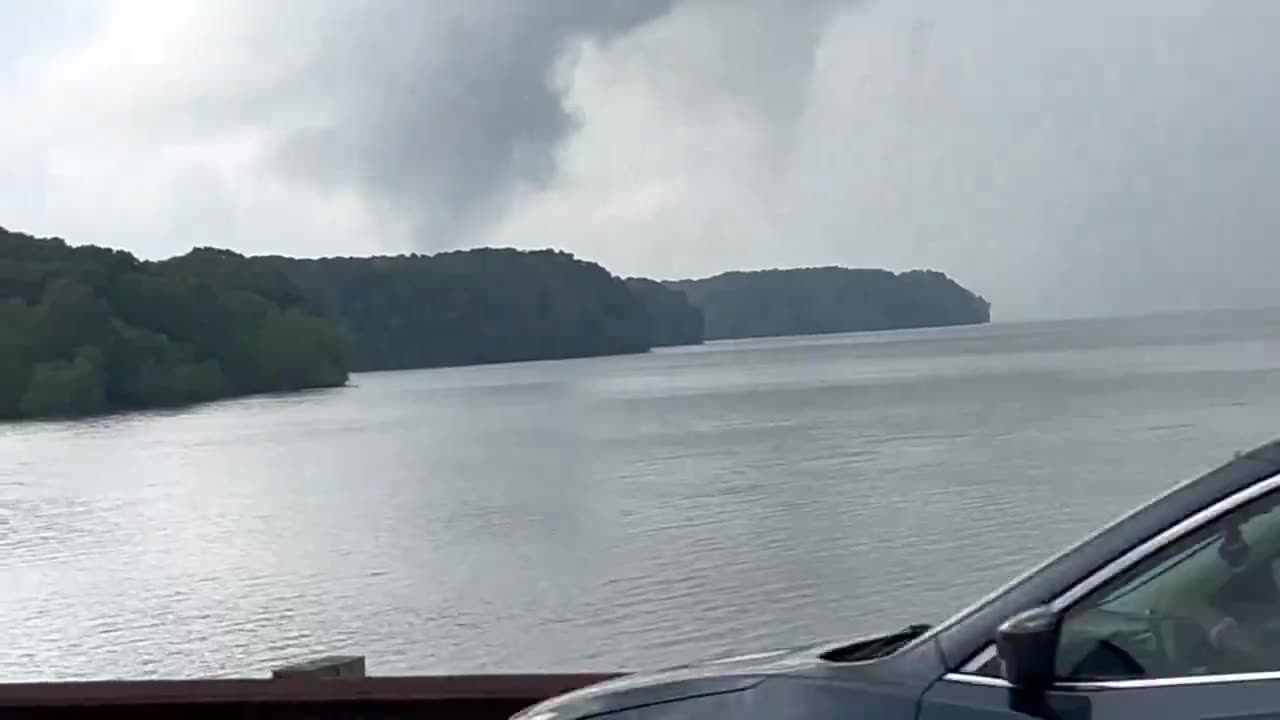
left=1055, top=491, right=1280, bottom=681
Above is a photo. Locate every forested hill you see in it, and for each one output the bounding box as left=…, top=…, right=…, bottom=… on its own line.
left=624, top=278, right=704, bottom=347
left=668, top=267, right=991, bottom=340
left=0, top=224, right=992, bottom=419
left=0, top=227, right=351, bottom=419
left=266, top=250, right=660, bottom=372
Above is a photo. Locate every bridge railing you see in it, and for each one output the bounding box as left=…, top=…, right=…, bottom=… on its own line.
left=0, top=663, right=621, bottom=719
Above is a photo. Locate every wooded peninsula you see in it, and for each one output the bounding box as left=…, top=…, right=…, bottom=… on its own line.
left=0, top=226, right=990, bottom=419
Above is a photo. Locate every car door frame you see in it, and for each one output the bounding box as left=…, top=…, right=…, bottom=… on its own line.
left=923, top=470, right=1280, bottom=717
left=899, top=441, right=1280, bottom=676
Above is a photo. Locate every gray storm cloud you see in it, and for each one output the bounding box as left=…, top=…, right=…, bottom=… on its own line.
left=256, top=1, right=678, bottom=239
left=3, top=0, right=1280, bottom=319
left=0, top=0, right=681, bottom=253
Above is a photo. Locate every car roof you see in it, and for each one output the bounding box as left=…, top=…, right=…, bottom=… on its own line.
left=919, top=436, right=1280, bottom=669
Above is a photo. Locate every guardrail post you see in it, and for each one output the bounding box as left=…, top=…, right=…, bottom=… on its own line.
left=270, top=655, right=366, bottom=679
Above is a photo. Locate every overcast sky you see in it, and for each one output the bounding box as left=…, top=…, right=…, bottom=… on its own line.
left=3, top=0, right=1280, bottom=320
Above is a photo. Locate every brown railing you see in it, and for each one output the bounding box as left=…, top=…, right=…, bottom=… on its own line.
left=0, top=672, right=621, bottom=719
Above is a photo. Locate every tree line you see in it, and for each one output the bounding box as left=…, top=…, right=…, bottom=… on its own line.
left=265, top=250, right=663, bottom=371
left=668, top=267, right=991, bottom=340
left=0, top=227, right=350, bottom=419
left=0, top=225, right=991, bottom=419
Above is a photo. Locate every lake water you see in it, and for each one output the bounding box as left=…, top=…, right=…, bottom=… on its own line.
left=3, top=309, right=1280, bottom=681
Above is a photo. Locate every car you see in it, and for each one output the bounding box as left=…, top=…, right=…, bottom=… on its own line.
left=514, top=437, right=1280, bottom=719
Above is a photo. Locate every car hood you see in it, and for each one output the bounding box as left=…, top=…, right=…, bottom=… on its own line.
left=513, top=648, right=804, bottom=719
left=513, top=626, right=927, bottom=719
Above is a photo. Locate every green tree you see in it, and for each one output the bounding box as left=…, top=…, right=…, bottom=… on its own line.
left=625, top=278, right=704, bottom=347
left=265, top=249, right=658, bottom=372
left=0, top=225, right=353, bottom=420
left=19, top=346, right=107, bottom=417
left=254, top=308, right=351, bottom=390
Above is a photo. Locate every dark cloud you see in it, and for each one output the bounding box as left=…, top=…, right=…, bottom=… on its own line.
left=254, top=1, right=676, bottom=242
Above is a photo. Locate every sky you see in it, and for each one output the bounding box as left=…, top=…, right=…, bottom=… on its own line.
left=3, top=0, right=1280, bottom=320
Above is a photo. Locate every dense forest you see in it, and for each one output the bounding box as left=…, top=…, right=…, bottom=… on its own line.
left=266, top=250, right=659, bottom=371
left=625, top=278, right=705, bottom=347
left=0, top=224, right=993, bottom=420
left=0, top=227, right=351, bottom=419
left=668, top=267, right=991, bottom=340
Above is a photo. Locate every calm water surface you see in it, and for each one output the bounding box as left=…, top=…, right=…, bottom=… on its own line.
left=3, top=309, right=1280, bottom=680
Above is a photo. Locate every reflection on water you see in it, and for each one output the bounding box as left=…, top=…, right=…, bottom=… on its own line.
left=2, top=310, right=1280, bottom=680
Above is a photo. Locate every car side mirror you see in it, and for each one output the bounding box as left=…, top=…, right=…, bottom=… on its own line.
left=996, top=605, right=1062, bottom=690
